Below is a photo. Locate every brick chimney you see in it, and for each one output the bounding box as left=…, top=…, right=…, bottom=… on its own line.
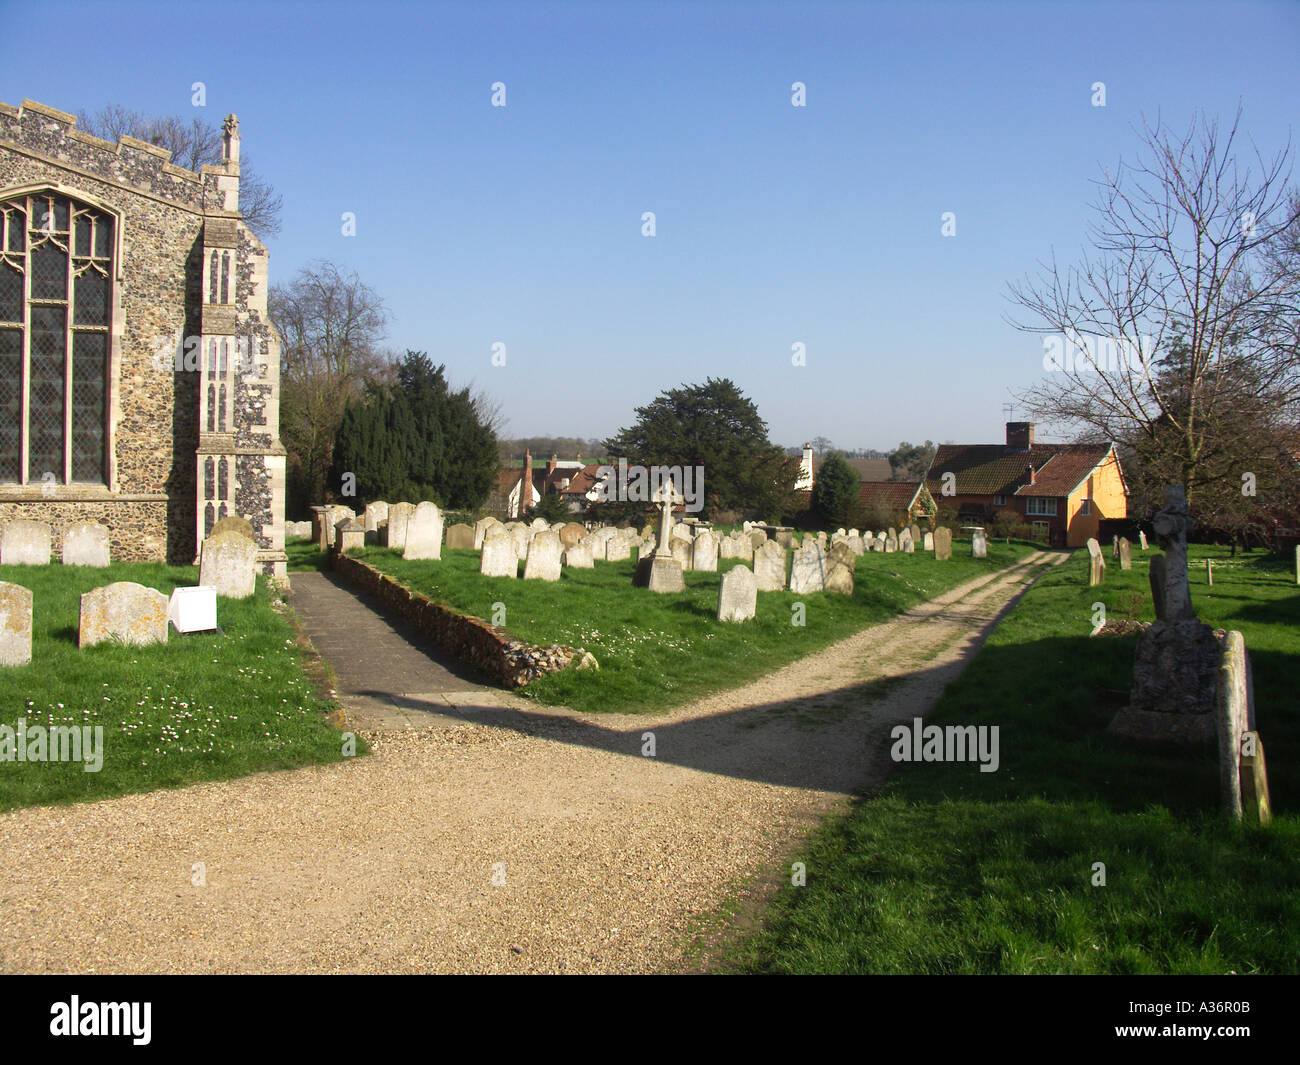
left=1006, top=421, right=1035, bottom=452
left=547, top=453, right=557, bottom=476
left=1026, top=464, right=1036, bottom=486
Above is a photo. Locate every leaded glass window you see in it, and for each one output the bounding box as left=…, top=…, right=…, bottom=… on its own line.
left=0, top=191, right=113, bottom=485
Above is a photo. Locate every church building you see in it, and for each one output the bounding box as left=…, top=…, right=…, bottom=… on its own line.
left=0, top=98, right=287, bottom=578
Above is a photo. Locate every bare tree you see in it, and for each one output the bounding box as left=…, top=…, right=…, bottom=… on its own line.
left=270, top=262, right=391, bottom=510
left=77, top=105, right=283, bottom=239
left=1006, top=108, right=1300, bottom=511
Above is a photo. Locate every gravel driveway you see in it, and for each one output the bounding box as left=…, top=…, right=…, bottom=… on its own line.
left=0, top=551, right=1059, bottom=973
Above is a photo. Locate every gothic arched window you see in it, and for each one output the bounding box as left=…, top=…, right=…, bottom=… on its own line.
left=0, top=190, right=113, bottom=485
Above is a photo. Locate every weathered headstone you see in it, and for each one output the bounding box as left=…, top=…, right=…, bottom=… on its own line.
left=479, top=529, right=518, bottom=578
left=923, top=531, right=934, bottom=551
left=899, top=528, right=914, bottom=554
left=0, top=520, right=52, bottom=566
left=336, top=520, right=366, bottom=554
left=670, top=537, right=692, bottom=568
left=445, top=523, right=475, bottom=550
left=1149, top=554, right=1167, bottom=621
left=403, top=502, right=443, bottom=560
left=1139, top=529, right=1148, bottom=550
left=559, top=522, right=586, bottom=548
left=581, top=533, right=605, bottom=561
left=717, top=564, right=758, bottom=622
left=474, top=516, right=501, bottom=550
left=79, top=582, right=168, bottom=648
left=363, top=501, right=390, bottom=532
left=933, top=527, right=952, bottom=560
left=909, top=523, right=922, bottom=545
left=563, top=543, right=594, bottom=568
left=605, top=536, right=632, bottom=562
left=1240, top=731, right=1273, bottom=827
left=509, top=524, right=530, bottom=561
left=523, top=531, right=563, bottom=581
left=753, top=539, right=787, bottom=591
left=691, top=529, right=719, bottom=572
left=789, top=541, right=826, bottom=594
left=0, top=581, right=33, bottom=666
left=211, top=515, right=256, bottom=542
left=529, top=517, right=551, bottom=533
left=1086, top=538, right=1105, bottom=586
left=386, top=503, right=416, bottom=549
left=1216, top=631, right=1249, bottom=821
left=61, top=523, right=111, bottom=567
left=634, top=478, right=686, bottom=593
left=971, top=529, right=987, bottom=559
left=824, top=542, right=856, bottom=595
left=1110, top=486, right=1220, bottom=746
left=1112, top=534, right=1121, bottom=561
left=884, top=532, right=898, bottom=553
left=199, top=531, right=258, bottom=598
left=749, top=530, right=768, bottom=551
left=1118, top=537, right=1132, bottom=571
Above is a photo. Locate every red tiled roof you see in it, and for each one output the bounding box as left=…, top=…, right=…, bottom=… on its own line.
left=558, top=463, right=605, bottom=496
left=858, top=481, right=921, bottom=509
left=926, top=443, right=1113, bottom=498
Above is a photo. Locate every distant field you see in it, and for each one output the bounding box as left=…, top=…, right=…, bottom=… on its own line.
left=320, top=535, right=1038, bottom=714
left=717, top=543, right=1300, bottom=974
left=0, top=559, right=355, bottom=812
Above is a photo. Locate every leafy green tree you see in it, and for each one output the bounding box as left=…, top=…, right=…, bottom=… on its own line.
left=810, top=452, right=860, bottom=529
left=602, top=378, right=794, bottom=520
left=888, top=440, right=936, bottom=481
left=525, top=493, right=572, bottom=525
left=330, top=351, right=497, bottom=509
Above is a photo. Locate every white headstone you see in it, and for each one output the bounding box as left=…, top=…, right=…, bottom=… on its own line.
left=523, top=531, right=563, bottom=581
left=403, top=501, right=443, bottom=560
left=789, top=542, right=826, bottom=594
left=753, top=539, right=787, bottom=591
left=61, top=523, right=111, bottom=567
left=199, top=531, right=258, bottom=599
left=479, top=529, right=518, bottom=578
left=691, top=529, right=719, bottom=572
left=717, top=564, right=758, bottom=623
left=0, top=519, right=52, bottom=565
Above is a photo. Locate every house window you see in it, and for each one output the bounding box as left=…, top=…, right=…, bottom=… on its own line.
left=993, top=494, right=1007, bottom=506
left=0, top=191, right=113, bottom=485
left=1025, top=496, right=1058, bottom=516
left=1079, top=498, right=1091, bottom=516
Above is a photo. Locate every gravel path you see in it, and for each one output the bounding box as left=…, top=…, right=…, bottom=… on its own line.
left=0, top=551, right=1061, bottom=974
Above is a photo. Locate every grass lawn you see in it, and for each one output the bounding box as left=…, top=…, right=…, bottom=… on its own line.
left=716, top=543, right=1300, bottom=974
left=0, top=559, right=356, bottom=813
left=328, top=535, right=1038, bottom=714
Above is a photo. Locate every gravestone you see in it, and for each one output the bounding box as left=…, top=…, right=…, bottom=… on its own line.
left=717, top=564, right=758, bottom=623
left=789, top=541, right=826, bottom=594
left=79, top=582, right=168, bottom=648
left=363, top=501, right=390, bottom=532
left=530, top=517, right=551, bottom=533
left=971, top=529, right=987, bottom=558
left=559, top=523, right=586, bottom=548
left=1139, top=529, right=1148, bottom=550
left=403, top=502, right=443, bottom=560
left=211, top=515, right=256, bottom=542
left=847, top=534, right=865, bottom=555
left=774, top=529, right=795, bottom=550
left=474, top=516, right=501, bottom=550
left=1086, top=538, right=1105, bottom=586
left=749, top=530, right=768, bottom=551
left=636, top=537, right=656, bottom=562
left=386, top=503, right=416, bottom=549
left=445, top=523, right=475, bottom=550
left=1149, top=554, right=1167, bottom=621
left=633, top=479, right=686, bottom=593
left=719, top=534, right=744, bottom=560
left=581, top=533, right=605, bottom=561
left=933, top=527, right=952, bottom=560
left=509, top=524, right=531, bottom=561
left=479, top=529, right=518, bottom=578
left=0, top=581, right=33, bottom=666
left=1112, top=534, right=1121, bottom=561
left=899, top=528, right=913, bottom=553
left=1110, top=486, right=1220, bottom=747
left=824, top=542, right=856, bottom=595
left=884, top=532, right=898, bottom=553
left=0, top=520, right=52, bottom=565
left=1216, top=631, right=1250, bottom=821
left=691, top=529, right=719, bottom=572
left=605, top=536, right=632, bottom=562
left=336, top=520, right=366, bottom=553
left=61, top=523, right=111, bottom=567
left=523, top=531, right=563, bottom=581
left=1118, top=537, right=1132, bottom=571
left=910, top=523, right=922, bottom=544
left=199, top=531, right=258, bottom=598
left=670, top=537, right=692, bottom=568
left=753, top=539, right=787, bottom=591
left=564, top=543, right=594, bottom=568
left=923, top=531, right=934, bottom=551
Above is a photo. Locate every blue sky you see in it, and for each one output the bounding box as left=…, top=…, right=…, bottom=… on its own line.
left=3, top=0, right=1298, bottom=451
